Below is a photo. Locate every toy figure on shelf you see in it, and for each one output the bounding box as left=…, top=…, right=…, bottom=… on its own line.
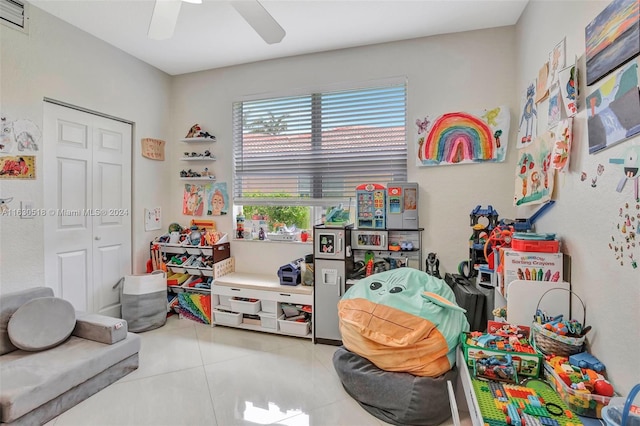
left=185, top=124, right=201, bottom=138
left=425, top=252, right=441, bottom=278
left=197, top=131, right=216, bottom=140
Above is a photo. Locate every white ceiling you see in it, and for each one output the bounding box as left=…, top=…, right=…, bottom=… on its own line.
left=28, top=0, right=529, bottom=76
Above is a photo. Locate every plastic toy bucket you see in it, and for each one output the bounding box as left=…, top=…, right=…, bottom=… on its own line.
left=602, top=384, right=640, bottom=426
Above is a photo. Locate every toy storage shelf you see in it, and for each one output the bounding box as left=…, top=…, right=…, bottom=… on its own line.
left=350, top=228, right=424, bottom=274
left=212, top=272, right=313, bottom=339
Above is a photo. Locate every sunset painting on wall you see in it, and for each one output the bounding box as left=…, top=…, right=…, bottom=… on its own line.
left=585, top=0, right=640, bottom=86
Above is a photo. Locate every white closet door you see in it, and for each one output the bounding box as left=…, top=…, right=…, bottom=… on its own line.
left=44, top=102, right=132, bottom=317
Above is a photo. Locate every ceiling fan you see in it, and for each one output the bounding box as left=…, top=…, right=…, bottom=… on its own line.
left=148, top=0, right=285, bottom=44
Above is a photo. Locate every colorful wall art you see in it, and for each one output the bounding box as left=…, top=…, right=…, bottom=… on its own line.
left=514, top=132, right=555, bottom=206
left=517, top=81, right=538, bottom=149
left=415, top=105, right=509, bottom=166
left=1, top=116, right=41, bottom=153
left=536, top=63, right=550, bottom=103
left=551, top=118, right=573, bottom=172
left=585, top=0, right=640, bottom=86
left=0, top=155, right=35, bottom=179
left=205, top=182, right=228, bottom=216
left=609, top=199, right=640, bottom=269
left=548, top=38, right=566, bottom=88
left=183, top=184, right=205, bottom=216
left=610, top=145, right=640, bottom=199
left=548, top=87, right=561, bottom=129
left=586, top=62, right=640, bottom=154
left=559, top=63, right=578, bottom=117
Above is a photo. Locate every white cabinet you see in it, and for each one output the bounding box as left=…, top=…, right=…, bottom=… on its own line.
left=212, top=273, right=313, bottom=339
left=179, top=137, right=217, bottom=181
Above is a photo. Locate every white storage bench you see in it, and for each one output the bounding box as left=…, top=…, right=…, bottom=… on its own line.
left=212, top=272, right=313, bottom=339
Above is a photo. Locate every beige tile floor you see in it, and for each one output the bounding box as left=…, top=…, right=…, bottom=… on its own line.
left=47, top=316, right=468, bottom=426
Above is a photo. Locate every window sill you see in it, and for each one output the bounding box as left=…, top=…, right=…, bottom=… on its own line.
left=233, top=238, right=312, bottom=245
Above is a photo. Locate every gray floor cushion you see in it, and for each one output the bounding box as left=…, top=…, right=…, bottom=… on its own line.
left=8, top=297, right=76, bottom=351
left=333, top=346, right=458, bottom=426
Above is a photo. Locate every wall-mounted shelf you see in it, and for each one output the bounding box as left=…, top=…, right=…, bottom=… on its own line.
left=179, top=177, right=216, bottom=182
left=179, top=157, right=216, bottom=161
left=180, top=137, right=216, bottom=143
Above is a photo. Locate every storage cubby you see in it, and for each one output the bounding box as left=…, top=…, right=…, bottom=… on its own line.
left=211, top=272, right=313, bottom=339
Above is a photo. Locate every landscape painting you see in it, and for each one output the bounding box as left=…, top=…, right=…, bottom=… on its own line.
left=586, top=62, right=640, bottom=154
left=585, top=0, right=640, bottom=86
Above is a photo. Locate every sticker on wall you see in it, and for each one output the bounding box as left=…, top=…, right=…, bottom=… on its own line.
left=551, top=118, right=573, bottom=172
left=205, top=182, right=228, bottom=216
left=586, top=62, right=640, bottom=154
left=548, top=37, right=566, bottom=88
left=0, top=196, right=13, bottom=214
left=517, top=81, right=538, bottom=149
left=585, top=0, right=640, bottom=86
left=547, top=86, right=561, bottom=129
left=610, top=145, right=640, bottom=200
left=609, top=200, right=640, bottom=268
left=415, top=105, right=509, bottom=166
left=141, top=138, right=166, bottom=161
left=514, top=131, right=554, bottom=206
left=559, top=62, right=578, bottom=117
left=0, top=155, right=35, bottom=179
left=183, top=184, right=205, bottom=216
left=535, top=62, right=550, bottom=103
left=1, top=116, right=41, bottom=153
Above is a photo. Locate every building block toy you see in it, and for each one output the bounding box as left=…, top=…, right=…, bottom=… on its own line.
left=568, top=352, right=605, bottom=373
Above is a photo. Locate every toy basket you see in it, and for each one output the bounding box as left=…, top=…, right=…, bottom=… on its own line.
left=531, top=288, right=586, bottom=356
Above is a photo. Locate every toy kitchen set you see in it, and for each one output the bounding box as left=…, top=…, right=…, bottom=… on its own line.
left=313, top=182, right=423, bottom=345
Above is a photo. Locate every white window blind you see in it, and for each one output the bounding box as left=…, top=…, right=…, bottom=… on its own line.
left=233, top=83, right=407, bottom=206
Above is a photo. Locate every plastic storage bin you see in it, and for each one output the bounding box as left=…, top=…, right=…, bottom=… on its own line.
left=278, top=316, right=310, bottom=336
left=260, top=300, right=278, bottom=314
left=218, top=295, right=232, bottom=307
left=602, top=384, right=640, bottom=426
left=230, top=297, right=261, bottom=314
left=258, top=312, right=277, bottom=329
left=543, top=362, right=614, bottom=418
left=213, top=309, right=242, bottom=326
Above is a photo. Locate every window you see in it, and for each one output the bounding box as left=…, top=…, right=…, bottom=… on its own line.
left=232, top=80, right=407, bottom=232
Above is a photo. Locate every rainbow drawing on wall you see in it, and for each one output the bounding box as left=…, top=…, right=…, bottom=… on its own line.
left=416, top=105, right=510, bottom=167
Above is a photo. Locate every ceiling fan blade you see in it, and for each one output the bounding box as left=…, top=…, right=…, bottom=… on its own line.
left=148, top=0, right=182, bottom=40
left=231, top=0, right=286, bottom=44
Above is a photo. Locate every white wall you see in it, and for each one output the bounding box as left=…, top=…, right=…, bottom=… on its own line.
left=0, top=6, right=173, bottom=292
left=170, top=27, right=518, bottom=275
left=516, top=1, right=639, bottom=394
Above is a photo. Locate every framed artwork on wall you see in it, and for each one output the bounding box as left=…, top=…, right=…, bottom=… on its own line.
left=586, top=62, right=640, bottom=154
left=585, top=0, right=639, bottom=86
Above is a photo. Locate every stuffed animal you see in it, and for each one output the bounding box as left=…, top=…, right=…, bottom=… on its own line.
left=185, top=124, right=201, bottom=138
left=338, top=268, right=469, bottom=377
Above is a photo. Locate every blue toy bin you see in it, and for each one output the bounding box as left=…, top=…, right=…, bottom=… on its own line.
left=602, top=384, right=640, bottom=426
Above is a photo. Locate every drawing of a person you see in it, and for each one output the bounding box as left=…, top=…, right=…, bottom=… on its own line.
left=211, top=189, right=225, bottom=216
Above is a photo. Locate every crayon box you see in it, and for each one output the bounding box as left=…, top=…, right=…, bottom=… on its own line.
left=500, top=249, right=563, bottom=298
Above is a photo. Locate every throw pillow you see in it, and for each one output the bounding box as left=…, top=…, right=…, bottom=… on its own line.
left=8, top=296, right=76, bottom=351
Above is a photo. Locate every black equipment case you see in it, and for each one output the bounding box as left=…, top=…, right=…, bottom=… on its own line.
left=444, top=273, right=487, bottom=332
